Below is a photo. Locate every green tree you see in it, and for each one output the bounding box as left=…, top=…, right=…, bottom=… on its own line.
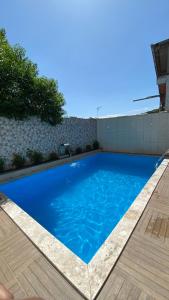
left=0, top=29, right=65, bottom=125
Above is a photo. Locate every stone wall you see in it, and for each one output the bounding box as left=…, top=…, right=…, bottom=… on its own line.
left=97, top=111, right=169, bottom=155
left=0, top=117, right=97, bottom=167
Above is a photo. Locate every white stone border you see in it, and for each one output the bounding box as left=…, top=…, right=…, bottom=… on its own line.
left=0, top=154, right=168, bottom=300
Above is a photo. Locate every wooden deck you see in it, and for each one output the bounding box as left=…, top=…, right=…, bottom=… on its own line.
left=1, top=166, right=169, bottom=299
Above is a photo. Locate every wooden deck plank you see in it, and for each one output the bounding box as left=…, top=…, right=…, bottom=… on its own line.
left=127, top=286, right=142, bottom=300
left=115, top=280, right=133, bottom=299
left=138, top=292, right=155, bottom=300
left=21, top=267, right=56, bottom=300
left=0, top=209, right=85, bottom=300
left=115, top=265, right=167, bottom=300
left=96, top=272, right=125, bottom=300
left=16, top=273, right=39, bottom=297
left=0, top=232, right=40, bottom=274
left=6, top=280, right=27, bottom=299
left=0, top=257, right=14, bottom=283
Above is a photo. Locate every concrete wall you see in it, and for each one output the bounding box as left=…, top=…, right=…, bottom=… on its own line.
left=97, top=112, right=169, bottom=155
left=0, top=117, right=97, bottom=167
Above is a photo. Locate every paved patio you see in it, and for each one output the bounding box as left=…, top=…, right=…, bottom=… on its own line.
left=0, top=165, right=169, bottom=299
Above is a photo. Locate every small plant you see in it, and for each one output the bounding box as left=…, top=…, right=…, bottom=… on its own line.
left=93, top=140, right=99, bottom=150
left=65, top=147, right=72, bottom=156
left=48, top=152, right=59, bottom=161
left=12, top=153, right=25, bottom=169
left=0, top=157, right=5, bottom=172
left=75, top=147, right=82, bottom=154
left=86, top=144, right=92, bottom=152
left=27, top=149, right=43, bottom=165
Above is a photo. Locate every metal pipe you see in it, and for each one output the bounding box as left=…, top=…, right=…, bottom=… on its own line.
left=132, top=95, right=160, bottom=102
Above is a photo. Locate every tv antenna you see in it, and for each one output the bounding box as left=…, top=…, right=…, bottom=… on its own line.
left=96, top=106, right=102, bottom=117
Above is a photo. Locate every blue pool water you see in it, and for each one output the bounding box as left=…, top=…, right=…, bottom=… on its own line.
left=0, top=153, right=158, bottom=263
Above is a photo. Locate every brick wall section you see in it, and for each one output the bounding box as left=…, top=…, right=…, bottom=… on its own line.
left=0, top=117, right=97, bottom=167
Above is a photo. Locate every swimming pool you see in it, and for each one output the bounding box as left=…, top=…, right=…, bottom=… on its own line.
left=0, top=152, right=158, bottom=263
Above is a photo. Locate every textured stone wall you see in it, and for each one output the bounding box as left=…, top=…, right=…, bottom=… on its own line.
left=0, top=117, right=97, bottom=167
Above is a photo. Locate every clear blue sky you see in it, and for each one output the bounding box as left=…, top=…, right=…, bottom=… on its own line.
left=1, top=0, right=169, bottom=117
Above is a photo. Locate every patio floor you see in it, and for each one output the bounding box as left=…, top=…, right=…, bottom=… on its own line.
left=1, top=165, right=169, bottom=299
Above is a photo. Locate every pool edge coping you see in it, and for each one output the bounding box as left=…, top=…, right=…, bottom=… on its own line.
left=0, top=150, right=101, bottom=184
left=0, top=153, right=168, bottom=300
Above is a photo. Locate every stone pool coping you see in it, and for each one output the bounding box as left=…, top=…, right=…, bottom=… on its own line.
left=0, top=152, right=168, bottom=300
left=0, top=150, right=100, bottom=183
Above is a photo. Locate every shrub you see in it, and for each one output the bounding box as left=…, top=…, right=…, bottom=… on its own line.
left=0, top=157, right=5, bottom=171
left=27, top=149, right=43, bottom=165
left=86, top=144, right=92, bottom=152
left=93, top=140, right=99, bottom=150
left=12, top=153, right=25, bottom=169
left=75, top=147, right=82, bottom=154
left=65, top=147, right=72, bottom=156
left=0, top=28, right=65, bottom=125
left=48, top=152, right=59, bottom=161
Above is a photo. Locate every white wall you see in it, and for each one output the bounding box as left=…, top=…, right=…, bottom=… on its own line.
left=97, top=112, right=169, bottom=155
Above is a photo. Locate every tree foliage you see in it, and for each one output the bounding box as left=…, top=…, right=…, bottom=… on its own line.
left=0, top=29, right=65, bottom=125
